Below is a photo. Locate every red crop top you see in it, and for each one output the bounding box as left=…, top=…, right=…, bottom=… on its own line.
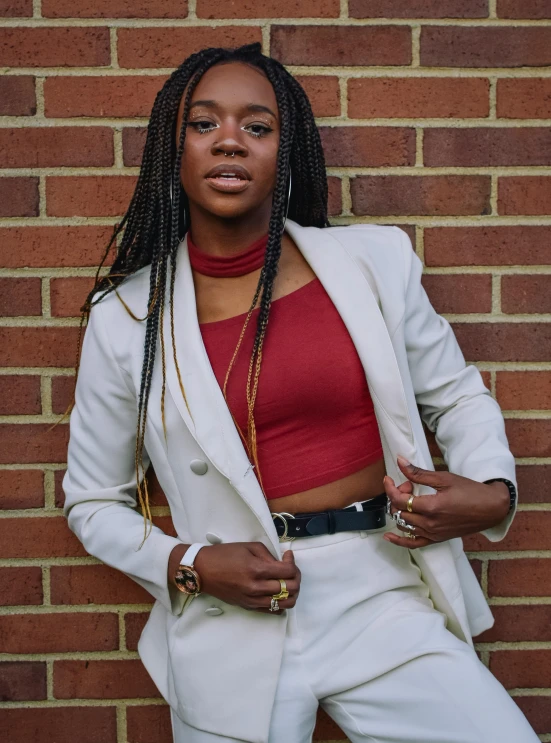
left=194, top=269, right=384, bottom=501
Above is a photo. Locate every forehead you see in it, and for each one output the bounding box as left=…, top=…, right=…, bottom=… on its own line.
left=182, top=61, right=279, bottom=119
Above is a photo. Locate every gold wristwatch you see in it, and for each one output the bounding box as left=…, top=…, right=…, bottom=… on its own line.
left=174, top=543, right=206, bottom=596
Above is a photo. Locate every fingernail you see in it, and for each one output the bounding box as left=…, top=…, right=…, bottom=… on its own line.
left=397, top=455, right=411, bottom=467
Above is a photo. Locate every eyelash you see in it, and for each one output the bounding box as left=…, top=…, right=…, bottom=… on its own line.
left=185, top=120, right=272, bottom=138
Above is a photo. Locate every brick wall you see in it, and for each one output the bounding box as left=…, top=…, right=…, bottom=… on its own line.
left=1, top=1, right=550, bottom=741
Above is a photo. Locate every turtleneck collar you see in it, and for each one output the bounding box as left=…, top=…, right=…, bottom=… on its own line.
left=187, top=231, right=269, bottom=278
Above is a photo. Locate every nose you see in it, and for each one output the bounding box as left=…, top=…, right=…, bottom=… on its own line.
left=212, top=119, right=248, bottom=157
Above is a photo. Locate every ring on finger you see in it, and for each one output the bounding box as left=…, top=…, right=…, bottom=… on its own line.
left=405, top=532, right=417, bottom=540
left=406, top=494, right=416, bottom=513
left=269, top=597, right=279, bottom=612
left=272, top=579, right=289, bottom=601
left=402, top=522, right=416, bottom=533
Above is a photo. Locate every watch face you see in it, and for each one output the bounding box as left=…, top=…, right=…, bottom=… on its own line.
left=175, top=567, right=200, bottom=595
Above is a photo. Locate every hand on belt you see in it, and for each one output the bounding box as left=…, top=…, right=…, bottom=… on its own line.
left=271, top=493, right=388, bottom=541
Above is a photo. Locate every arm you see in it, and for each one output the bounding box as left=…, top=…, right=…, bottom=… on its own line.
left=62, top=297, right=188, bottom=615
left=394, top=228, right=517, bottom=542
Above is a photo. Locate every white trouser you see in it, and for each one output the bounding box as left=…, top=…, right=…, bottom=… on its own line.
left=171, top=528, right=538, bottom=743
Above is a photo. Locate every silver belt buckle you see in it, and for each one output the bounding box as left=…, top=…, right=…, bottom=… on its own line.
left=271, top=511, right=296, bottom=542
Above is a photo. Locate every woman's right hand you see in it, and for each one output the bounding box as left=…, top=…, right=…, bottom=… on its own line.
left=192, top=542, right=301, bottom=614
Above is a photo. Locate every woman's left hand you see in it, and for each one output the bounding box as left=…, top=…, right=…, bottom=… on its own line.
left=382, top=456, right=511, bottom=549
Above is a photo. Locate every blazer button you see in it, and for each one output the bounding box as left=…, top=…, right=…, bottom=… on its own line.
left=205, top=607, right=224, bottom=616
left=206, top=532, right=223, bottom=544
left=190, top=459, right=208, bottom=476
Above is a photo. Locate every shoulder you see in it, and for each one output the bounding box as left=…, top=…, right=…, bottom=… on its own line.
left=89, top=262, right=152, bottom=325
left=322, top=223, right=416, bottom=289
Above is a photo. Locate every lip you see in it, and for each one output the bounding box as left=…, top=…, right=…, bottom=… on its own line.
left=205, top=176, right=251, bottom=193
left=205, top=164, right=251, bottom=180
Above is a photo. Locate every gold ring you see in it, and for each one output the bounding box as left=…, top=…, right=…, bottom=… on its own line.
left=405, top=532, right=417, bottom=539
left=272, top=579, right=289, bottom=600
left=406, top=494, right=416, bottom=513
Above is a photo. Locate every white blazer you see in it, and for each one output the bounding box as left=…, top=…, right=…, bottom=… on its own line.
left=63, top=220, right=517, bottom=743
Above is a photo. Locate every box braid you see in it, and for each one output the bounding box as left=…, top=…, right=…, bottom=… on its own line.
left=66, top=42, right=331, bottom=544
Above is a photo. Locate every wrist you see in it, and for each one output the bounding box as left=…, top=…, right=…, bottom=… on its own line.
left=485, top=480, right=511, bottom=522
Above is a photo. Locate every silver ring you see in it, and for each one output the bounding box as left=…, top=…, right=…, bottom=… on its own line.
left=269, top=597, right=279, bottom=612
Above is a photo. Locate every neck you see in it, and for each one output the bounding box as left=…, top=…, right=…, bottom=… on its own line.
left=186, top=201, right=272, bottom=258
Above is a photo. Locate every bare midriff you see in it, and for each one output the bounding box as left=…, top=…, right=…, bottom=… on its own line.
left=267, top=457, right=387, bottom=516
left=192, top=231, right=388, bottom=517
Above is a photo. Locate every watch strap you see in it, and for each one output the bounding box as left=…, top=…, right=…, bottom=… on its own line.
left=180, top=542, right=208, bottom=568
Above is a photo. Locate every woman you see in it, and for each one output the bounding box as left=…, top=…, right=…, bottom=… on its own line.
left=63, top=43, right=538, bottom=742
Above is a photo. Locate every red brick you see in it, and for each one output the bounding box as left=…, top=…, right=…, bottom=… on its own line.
left=46, top=176, right=138, bottom=218
left=0, top=278, right=41, bottom=317
left=198, top=0, right=338, bottom=18
left=424, top=128, right=551, bottom=167
left=314, top=707, right=347, bottom=739
left=468, top=558, right=483, bottom=584
left=497, top=79, right=551, bottom=119
left=0, top=28, right=110, bottom=67
left=2, top=470, right=46, bottom=513
left=127, top=705, right=172, bottom=743
left=516, top=465, right=551, bottom=503
left=0, top=613, right=118, bottom=653
left=351, top=175, right=491, bottom=216
left=320, top=126, right=415, bottom=167
left=0, top=128, right=113, bottom=169
left=515, top=697, right=551, bottom=736
left=424, top=226, right=551, bottom=267
left=349, top=0, right=488, bottom=17
left=348, top=77, right=489, bottom=119
left=327, top=176, right=342, bottom=217
left=0, top=376, right=41, bottom=416
left=452, top=322, right=551, bottom=362
left=499, top=177, right=551, bottom=216
left=296, top=75, right=340, bottom=117
left=52, top=376, right=75, bottom=416
left=421, top=274, right=491, bottom=314
left=0, top=707, right=117, bottom=743
left=0, top=662, right=46, bottom=702
left=489, top=558, right=551, bottom=598
left=421, top=26, right=551, bottom=68
left=0, top=517, right=86, bottom=558
left=0, top=327, right=79, bottom=367
left=51, top=565, right=153, bottom=606
left=476, top=605, right=551, bottom=642
left=464, top=512, right=551, bottom=552
left=0, top=566, right=43, bottom=605
left=502, top=276, right=551, bottom=314
left=496, top=372, right=551, bottom=411
left=122, top=127, right=146, bottom=167
left=0, top=177, right=38, bottom=218
left=43, top=0, right=188, bottom=17
left=125, top=612, right=149, bottom=651
left=45, top=75, right=168, bottom=118
left=50, top=277, right=96, bottom=318
left=0, top=76, right=35, bottom=115
left=0, top=0, right=32, bottom=16
left=0, top=423, right=69, bottom=464
left=506, top=419, right=551, bottom=458
left=55, top=468, right=66, bottom=507
left=497, top=0, right=551, bottom=18
left=270, top=25, right=411, bottom=66
left=490, top=650, right=551, bottom=689
left=54, top=659, right=160, bottom=699
left=118, top=27, right=261, bottom=68
left=0, top=226, right=114, bottom=268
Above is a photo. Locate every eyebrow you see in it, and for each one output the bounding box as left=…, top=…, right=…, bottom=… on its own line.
left=188, top=100, right=277, bottom=119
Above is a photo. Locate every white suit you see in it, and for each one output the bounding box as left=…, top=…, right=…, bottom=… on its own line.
left=63, top=221, right=522, bottom=742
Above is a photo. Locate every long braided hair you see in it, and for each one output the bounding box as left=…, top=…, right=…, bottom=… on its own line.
left=69, top=42, right=331, bottom=543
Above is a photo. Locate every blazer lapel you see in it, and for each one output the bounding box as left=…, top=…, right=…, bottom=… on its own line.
left=162, top=235, right=282, bottom=550
left=162, top=220, right=417, bottom=548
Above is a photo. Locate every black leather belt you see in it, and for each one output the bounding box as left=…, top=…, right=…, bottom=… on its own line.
left=271, top=492, right=388, bottom=541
